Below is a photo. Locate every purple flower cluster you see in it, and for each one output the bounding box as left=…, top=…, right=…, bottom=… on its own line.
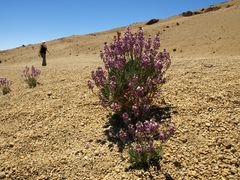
left=23, top=66, right=41, bottom=88
left=134, top=141, right=154, bottom=155
left=128, top=120, right=159, bottom=139
left=99, top=28, right=170, bottom=72
left=91, top=67, right=106, bottom=86
left=110, top=102, right=120, bottom=111
left=23, top=66, right=41, bottom=79
left=0, top=77, right=12, bottom=95
left=158, top=123, right=176, bottom=141
left=87, top=80, right=94, bottom=89
left=88, top=27, right=171, bottom=118
left=128, top=120, right=176, bottom=155
left=0, top=77, right=12, bottom=87
left=135, top=143, right=143, bottom=154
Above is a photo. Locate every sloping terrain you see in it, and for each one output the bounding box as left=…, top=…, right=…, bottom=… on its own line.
left=1, top=0, right=240, bottom=63
left=0, top=0, right=239, bottom=179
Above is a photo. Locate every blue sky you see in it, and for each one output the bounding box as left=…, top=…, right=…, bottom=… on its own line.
left=0, top=0, right=226, bottom=50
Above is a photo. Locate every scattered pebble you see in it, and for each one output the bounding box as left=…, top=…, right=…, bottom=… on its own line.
left=47, top=91, right=52, bottom=96
left=182, top=138, right=188, bottom=143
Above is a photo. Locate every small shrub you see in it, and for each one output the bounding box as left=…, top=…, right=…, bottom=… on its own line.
left=129, top=143, right=162, bottom=168
left=89, top=27, right=171, bottom=120
left=23, top=66, right=41, bottom=88
left=88, top=27, right=175, bottom=168
left=126, top=120, right=175, bottom=167
left=0, top=77, right=12, bottom=95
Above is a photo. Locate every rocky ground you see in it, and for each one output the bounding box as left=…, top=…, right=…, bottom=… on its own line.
left=1, top=1, right=240, bottom=179
left=0, top=54, right=239, bottom=179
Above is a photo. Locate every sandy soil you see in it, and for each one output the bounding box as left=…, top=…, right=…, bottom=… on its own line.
left=0, top=0, right=240, bottom=179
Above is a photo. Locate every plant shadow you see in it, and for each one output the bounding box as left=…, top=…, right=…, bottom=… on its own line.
left=102, top=103, right=176, bottom=176
left=103, top=113, right=127, bottom=152
left=103, top=103, right=175, bottom=152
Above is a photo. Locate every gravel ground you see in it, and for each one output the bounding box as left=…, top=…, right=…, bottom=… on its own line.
left=0, top=55, right=239, bottom=179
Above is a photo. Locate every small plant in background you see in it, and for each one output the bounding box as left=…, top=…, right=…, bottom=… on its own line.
left=88, top=27, right=175, bottom=168
left=0, top=77, right=12, bottom=95
left=23, top=66, right=41, bottom=88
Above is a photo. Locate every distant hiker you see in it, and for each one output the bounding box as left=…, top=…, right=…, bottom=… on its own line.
left=39, top=41, right=50, bottom=66
left=117, top=32, right=121, bottom=40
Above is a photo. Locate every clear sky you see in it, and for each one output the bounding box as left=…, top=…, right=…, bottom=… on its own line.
left=0, top=0, right=226, bottom=50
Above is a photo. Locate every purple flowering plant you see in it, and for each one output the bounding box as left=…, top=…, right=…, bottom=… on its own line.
left=128, top=141, right=161, bottom=168
left=128, top=121, right=176, bottom=167
left=23, top=66, right=41, bottom=88
left=0, top=77, right=12, bottom=95
left=88, top=27, right=171, bottom=119
left=88, top=27, right=175, bottom=168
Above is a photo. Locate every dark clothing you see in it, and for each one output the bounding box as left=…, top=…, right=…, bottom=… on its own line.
left=40, top=45, right=47, bottom=54
left=40, top=52, right=47, bottom=66
left=40, top=44, right=48, bottom=66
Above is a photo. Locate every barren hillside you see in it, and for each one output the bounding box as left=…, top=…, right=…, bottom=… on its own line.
left=1, top=0, right=240, bottom=64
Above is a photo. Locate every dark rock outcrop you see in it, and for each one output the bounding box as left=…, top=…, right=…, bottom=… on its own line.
left=146, top=19, right=159, bottom=25
left=182, top=11, right=193, bottom=17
